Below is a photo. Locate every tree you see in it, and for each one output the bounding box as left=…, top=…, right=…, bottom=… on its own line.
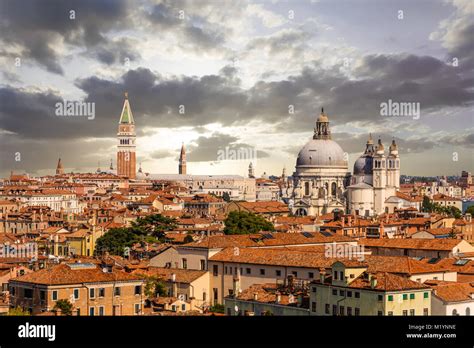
left=130, top=214, right=177, bottom=240
left=95, top=227, right=140, bottom=256
left=222, top=192, right=231, bottom=202
left=144, top=276, right=167, bottom=298
left=422, top=196, right=434, bottom=212
left=53, top=299, right=73, bottom=316
left=224, top=211, right=275, bottom=235
left=183, top=234, right=194, bottom=243
left=465, top=205, right=474, bottom=216
left=8, top=306, right=30, bottom=316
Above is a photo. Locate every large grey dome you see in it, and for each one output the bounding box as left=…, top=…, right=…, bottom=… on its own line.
left=296, top=139, right=347, bottom=167
left=353, top=155, right=373, bottom=175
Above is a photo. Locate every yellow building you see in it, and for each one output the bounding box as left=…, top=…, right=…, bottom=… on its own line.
left=310, top=261, right=431, bottom=316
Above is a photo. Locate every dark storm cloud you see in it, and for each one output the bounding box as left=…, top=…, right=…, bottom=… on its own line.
left=146, top=1, right=227, bottom=53
left=3, top=48, right=473, bottom=142
left=0, top=133, right=114, bottom=174
left=0, top=0, right=132, bottom=74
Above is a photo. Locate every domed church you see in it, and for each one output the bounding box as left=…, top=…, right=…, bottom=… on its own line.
left=288, top=109, right=351, bottom=216
left=346, top=135, right=400, bottom=216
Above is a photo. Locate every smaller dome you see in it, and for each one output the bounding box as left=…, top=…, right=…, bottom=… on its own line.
left=317, top=113, right=329, bottom=123
left=354, top=155, right=373, bottom=175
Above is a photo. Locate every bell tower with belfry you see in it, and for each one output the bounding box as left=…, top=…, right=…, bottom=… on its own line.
left=117, top=92, right=136, bottom=179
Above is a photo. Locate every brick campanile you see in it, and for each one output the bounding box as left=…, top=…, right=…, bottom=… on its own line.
left=117, top=92, right=136, bottom=179
left=179, top=142, right=187, bottom=175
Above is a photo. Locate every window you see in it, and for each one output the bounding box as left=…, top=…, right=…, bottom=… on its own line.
left=339, top=271, right=344, bottom=280
left=423, top=308, right=429, bottom=316
left=334, top=271, right=338, bottom=280
left=24, top=288, right=33, bottom=299
left=388, top=295, right=393, bottom=301
left=276, top=270, right=281, bottom=277
left=182, top=258, right=187, bottom=269
left=73, top=288, right=79, bottom=300
left=325, top=304, right=330, bottom=314
left=181, top=304, right=186, bottom=311
left=134, top=285, right=142, bottom=296
left=228, top=289, right=234, bottom=296
left=332, top=305, right=337, bottom=316
left=339, top=290, right=345, bottom=296
left=410, top=293, right=415, bottom=300
left=89, top=288, right=95, bottom=299
left=292, top=271, right=298, bottom=277
left=377, top=311, right=383, bottom=316
left=332, top=289, right=337, bottom=296
left=10, top=286, right=15, bottom=296
left=260, top=269, right=265, bottom=275
left=89, top=307, right=95, bottom=316
left=308, top=272, right=314, bottom=279
left=311, top=302, right=316, bottom=312
left=312, top=287, right=317, bottom=293
left=347, top=307, right=352, bottom=316
left=378, top=295, right=383, bottom=302
left=200, top=260, right=206, bottom=270
left=347, top=291, right=352, bottom=298
left=40, top=290, right=45, bottom=301
left=224, top=266, right=228, bottom=274
left=114, top=287, right=121, bottom=297
left=403, top=294, right=408, bottom=300
left=99, top=288, right=105, bottom=297
left=423, top=292, right=429, bottom=299
left=355, top=308, right=360, bottom=316
left=388, top=311, right=393, bottom=316
left=246, top=268, right=251, bottom=274
left=213, top=265, right=218, bottom=276
left=99, top=306, right=105, bottom=316
left=403, top=310, right=408, bottom=316
left=339, top=306, right=344, bottom=316
left=355, top=292, right=360, bottom=298
left=410, top=309, right=415, bottom=316
left=51, top=290, right=58, bottom=300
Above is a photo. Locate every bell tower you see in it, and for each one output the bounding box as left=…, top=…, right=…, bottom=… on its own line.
left=117, top=92, right=136, bottom=179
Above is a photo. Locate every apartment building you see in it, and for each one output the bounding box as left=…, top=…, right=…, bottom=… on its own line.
left=427, top=280, right=474, bottom=316
left=9, top=262, right=145, bottom=315
left=309, top=261, right=431, bottom=316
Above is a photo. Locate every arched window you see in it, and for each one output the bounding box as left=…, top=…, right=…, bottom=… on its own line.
left=305, top=182, right=310, bottom=196
left=466, top=307, right=470, bottom=316
left=331, top=182, right=337, bottom=197
left=452, top=309, right=458, bottom=316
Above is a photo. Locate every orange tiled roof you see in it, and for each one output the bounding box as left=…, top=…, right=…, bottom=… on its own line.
left=11, top=263, right=144, bottom=285
left=359, top=238, right=464, bottom=251
left=133, top=267, right=206, bottom=283
left=428, top=281, right=474, bottom=302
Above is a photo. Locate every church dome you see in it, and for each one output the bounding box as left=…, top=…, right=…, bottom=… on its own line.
left=353, top=155, right=373, bottom=175
left=296, top=139, right=347, bottom=167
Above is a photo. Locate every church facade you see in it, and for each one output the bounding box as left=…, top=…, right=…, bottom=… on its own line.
left=282, top=109, right=350, bottom=216
left=281, top=109, right=402, bottom=217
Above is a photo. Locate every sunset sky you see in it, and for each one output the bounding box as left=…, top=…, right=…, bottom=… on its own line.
left=0, top=0, right=473, bottom=178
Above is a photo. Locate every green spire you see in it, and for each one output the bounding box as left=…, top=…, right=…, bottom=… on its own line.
left=119, top=92, right=135, bottom=124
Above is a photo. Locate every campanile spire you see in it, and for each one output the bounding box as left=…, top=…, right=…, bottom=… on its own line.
left=117, top=93, right=136, bottom=179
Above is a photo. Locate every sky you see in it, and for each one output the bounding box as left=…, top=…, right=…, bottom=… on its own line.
left=0, top=0, right=473, bottom=178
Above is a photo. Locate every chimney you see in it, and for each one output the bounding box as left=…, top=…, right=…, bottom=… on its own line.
left=370, top=275, right=378, bottom=289
left=275, top=292, right=281, bottom=304
left=466, top=213, right=472, bottom=223
left=319, top=268, right=326, bottom=284
left=253, top=292, right=258, bottom=301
